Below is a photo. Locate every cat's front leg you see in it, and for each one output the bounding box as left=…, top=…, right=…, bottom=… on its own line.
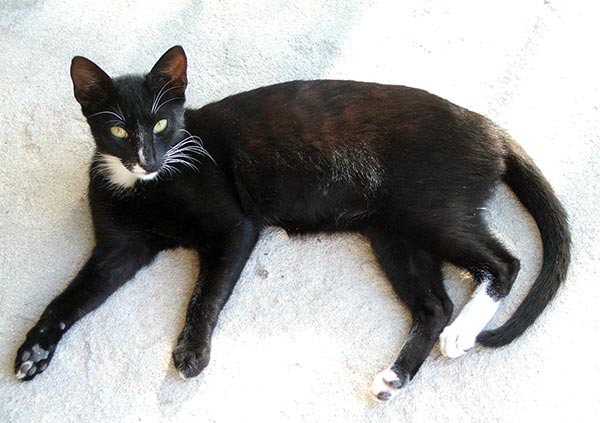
left=15, top=236, right=161, bottom=381
left=173, top=220, right=259, bottom=378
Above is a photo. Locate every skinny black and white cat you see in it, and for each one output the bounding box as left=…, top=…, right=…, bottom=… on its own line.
left=14, top=46, right=570, bottom=401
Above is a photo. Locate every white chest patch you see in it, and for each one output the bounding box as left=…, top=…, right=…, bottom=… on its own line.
left=95, top=154, right=138, bottom=189
left=439, top=277, right=500, bottom=358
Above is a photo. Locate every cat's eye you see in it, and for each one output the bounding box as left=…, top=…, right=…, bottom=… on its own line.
left=110, top=126, right=128, bottom=139
left=153, top=119, right=168, bottom=134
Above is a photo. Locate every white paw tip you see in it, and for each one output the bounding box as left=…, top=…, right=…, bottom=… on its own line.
left=370, top=368, right=403, bottom=401
left=439, top=326, right=475, bottom=358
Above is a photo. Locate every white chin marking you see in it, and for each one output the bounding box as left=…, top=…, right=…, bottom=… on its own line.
left=138, top=172, right=158, bottom=181
left=132, top=164, right=158, bottom=181
left=97, top=155, right=158, bottom=189
left=440, top=278, right=500, bottom=358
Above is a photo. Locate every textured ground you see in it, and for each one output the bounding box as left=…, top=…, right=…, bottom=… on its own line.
left=1, top=0, right=599, bottom=422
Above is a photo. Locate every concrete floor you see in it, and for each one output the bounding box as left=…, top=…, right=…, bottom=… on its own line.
left=1, top=1, right=598, bottom=421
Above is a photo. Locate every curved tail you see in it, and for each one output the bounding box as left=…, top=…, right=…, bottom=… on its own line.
left=476, top=138, right=571, bottom=347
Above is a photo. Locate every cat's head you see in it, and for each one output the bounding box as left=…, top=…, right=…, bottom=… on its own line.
left=70, top=46, right=191, bottom=189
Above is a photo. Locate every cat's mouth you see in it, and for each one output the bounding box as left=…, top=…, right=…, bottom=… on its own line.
left=131, top=163, right=159, bottom=181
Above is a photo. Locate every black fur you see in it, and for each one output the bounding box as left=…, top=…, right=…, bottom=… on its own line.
left=14, top=46, right=570, bottom=395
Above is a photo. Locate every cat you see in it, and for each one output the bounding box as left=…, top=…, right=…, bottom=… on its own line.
left=14, top=46, right=570, bottom=401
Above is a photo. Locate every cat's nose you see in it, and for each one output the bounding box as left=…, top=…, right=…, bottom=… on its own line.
left=138, top=146, right=160, bottom=173
left=138, top=142, right=159, bottom=170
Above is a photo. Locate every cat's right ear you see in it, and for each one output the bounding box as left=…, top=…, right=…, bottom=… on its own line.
left=147, top=46, right=187, bottom=96
left=70, top=56, right=114, bottom=112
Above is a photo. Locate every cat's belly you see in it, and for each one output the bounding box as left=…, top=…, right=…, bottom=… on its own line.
left=242, top=175, right=373, bottom=232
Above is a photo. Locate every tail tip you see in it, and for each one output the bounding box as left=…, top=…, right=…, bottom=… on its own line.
left=476, top=329, right=516, bottom=348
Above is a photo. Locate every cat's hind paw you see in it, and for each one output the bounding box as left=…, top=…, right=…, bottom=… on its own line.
left=439, top=324, right=476, bottom=358
left=370, top=367, right=409, bottom=401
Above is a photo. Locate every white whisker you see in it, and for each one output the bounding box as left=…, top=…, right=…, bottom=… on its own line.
left=174, top=130, right=217, bottom=164
left=165, top=138, right=200, bottom=154
left=112, top=105, right=126, bottom=121
left=165, top=158, right=200, bottom=173
left=166, top=144, right=208, bottom=155
left=151, top=80, right=174, bottom=114
left=153, top=86, right=181, bottom=113
left=155, top=96, right=185, bottom=114
left=88, top=110, right=124, bottom=122
left=157, top=162, right=179, bottom=180
left=156, top=131, right=218, bottom=179
left=178, top=129, right=205, bottom=145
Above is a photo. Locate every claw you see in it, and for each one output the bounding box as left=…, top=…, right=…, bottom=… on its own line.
left=15, top=328, right=59, bottom=381
left=16, top=361, right=33, bottom=380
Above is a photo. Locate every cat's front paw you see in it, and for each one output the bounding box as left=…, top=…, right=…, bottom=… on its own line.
left=14, top=323, right=63, bottom=381
left=172, top=341, right=211, bottom=379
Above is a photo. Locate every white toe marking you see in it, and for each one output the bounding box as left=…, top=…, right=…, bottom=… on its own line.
left=58, top=322, right=66, bottom=331
left=370, top=368, right=401, bottom=401
left=16, top=361, right=32, bottom=379
left=440, top=277, right=500, bottom=358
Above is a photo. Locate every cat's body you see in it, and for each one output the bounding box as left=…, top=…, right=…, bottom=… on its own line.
left=14, top=47, right=570, bottom=401
left=188, top=80, right=502, bottom=235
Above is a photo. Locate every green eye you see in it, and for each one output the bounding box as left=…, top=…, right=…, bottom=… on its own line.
left=153, top=119, right=168, bottom=134
left=110, top=126, right=128, bottom=138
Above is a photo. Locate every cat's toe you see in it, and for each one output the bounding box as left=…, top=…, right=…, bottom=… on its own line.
left=370, top=367, right=409, bottom=401
left=15, top=342, right=54, bottom=381
left=172, top=343, right=210, bottom=379
left=439, top=324, right=476, bottom=358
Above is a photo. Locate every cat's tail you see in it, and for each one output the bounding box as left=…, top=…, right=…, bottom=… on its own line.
left=476, top=137, right=571, bottom=347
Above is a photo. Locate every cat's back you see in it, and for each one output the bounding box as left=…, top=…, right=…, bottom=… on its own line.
left=206, top=79, right=442, bottom=132
left=184, top=80, right=504, bottom=231
left=192, top=80, right=497, bottom=174
left=192, top=79, right=467, bottom=158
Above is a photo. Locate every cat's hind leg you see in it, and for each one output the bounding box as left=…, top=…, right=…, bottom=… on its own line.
left=436, top=224, right=520, bottom=358
left=363, top=227, right=453, bottom=401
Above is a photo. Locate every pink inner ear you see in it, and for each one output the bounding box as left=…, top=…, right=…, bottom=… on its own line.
left=151, top=46, right=188, bottom=87
left=71, top=57, right=113, bottom=102
left=165, top=56, right=187, bottom=86
left=76, top=70, right=99, bottom=90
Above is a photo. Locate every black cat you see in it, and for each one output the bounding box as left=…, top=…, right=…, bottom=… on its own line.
left=14, top=46, right=570, bottom=401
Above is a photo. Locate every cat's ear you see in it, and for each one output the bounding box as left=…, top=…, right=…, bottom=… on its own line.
left=147, top=46, right=187, bottom=96
left=70, top=56, right=114, bottom=111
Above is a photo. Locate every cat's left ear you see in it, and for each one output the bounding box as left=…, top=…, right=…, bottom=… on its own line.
left=147, top=45, right=188, bottom=96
